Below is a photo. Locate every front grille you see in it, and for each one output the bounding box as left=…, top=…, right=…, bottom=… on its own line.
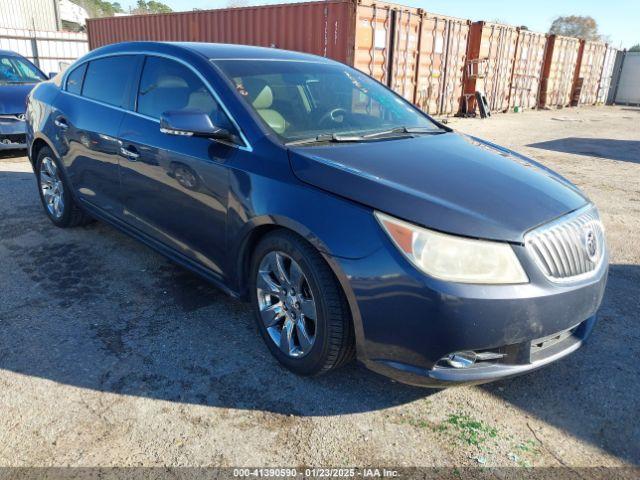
left=524, top=205, right=605, bottom=282
left=0, top=134, right=26, bottom=145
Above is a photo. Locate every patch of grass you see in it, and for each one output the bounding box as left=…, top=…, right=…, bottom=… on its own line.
left=444, top=413, right=498, bottom=447
left=515, top=439, right=539, bottom=454
left=407, top=418, right=430, bottom=429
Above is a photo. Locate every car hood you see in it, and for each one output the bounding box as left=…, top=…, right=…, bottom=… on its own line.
left=288, top=132, right=588, bottom=243
left=0, top=83, right=38, bottom=114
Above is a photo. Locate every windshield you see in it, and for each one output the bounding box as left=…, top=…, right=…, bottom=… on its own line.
left=0, top=55, right=46, bottom=84
left=213, top=59, right=441, bottom=142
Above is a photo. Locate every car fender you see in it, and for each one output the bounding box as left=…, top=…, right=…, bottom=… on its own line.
left=229, top=211, right=373, bottom=359
left=28, top=131, right=60, bottom=164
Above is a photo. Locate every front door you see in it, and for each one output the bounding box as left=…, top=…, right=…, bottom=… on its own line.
left=118, top=55, right=239, bottom=278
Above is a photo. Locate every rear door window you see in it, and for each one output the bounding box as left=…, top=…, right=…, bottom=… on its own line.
left=66, top=63, right=87, bottom=95
left=82, top=56, right=138, bottom=108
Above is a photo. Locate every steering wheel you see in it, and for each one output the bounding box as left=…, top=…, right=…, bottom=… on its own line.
left=318, top=107, right=348, bottom=127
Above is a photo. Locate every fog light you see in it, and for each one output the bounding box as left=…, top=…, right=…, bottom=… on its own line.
left=446, top=351, right=477, bottom=368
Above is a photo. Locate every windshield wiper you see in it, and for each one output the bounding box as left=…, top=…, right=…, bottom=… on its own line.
left=286, top=126, right=447, bottom=146
left=362, top=126, right=447, bottom=139
left=286, top=133, right=367, bottom=146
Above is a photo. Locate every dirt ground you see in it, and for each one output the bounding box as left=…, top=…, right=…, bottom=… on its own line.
left=0, top=106, right=638, bottom=470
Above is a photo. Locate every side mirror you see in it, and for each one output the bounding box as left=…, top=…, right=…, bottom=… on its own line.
left=160, top=110, right=235, bottom=142
left=48, top=72, right=58, bottom=79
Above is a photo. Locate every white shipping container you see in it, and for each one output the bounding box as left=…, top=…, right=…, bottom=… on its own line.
left=614, top=52, right=640, bottom=105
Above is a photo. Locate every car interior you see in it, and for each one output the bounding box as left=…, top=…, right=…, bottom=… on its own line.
left=137, top=60, right=234, bottom=130
left=230, top=72, right=394, bottom=139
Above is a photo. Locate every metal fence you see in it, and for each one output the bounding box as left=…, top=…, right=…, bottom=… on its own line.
left=0, top=27, right=88, bottom=74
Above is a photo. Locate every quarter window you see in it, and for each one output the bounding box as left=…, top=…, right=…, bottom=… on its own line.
left=66, top=63, right=87, bottom=95
left=82, top=56, right=138, bottom=108
left=137, top=56, right=234, bottom=131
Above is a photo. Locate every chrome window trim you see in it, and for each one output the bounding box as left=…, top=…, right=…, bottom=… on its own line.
left=209, top=58, right=329, bottom=63
left=61, top=50, right=252, bottom=152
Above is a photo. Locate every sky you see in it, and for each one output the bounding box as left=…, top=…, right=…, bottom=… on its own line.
left=119, top=0, right=639, bottom=48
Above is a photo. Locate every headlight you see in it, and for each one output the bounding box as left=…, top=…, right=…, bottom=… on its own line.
left=375, top=211, right=528, bottom=284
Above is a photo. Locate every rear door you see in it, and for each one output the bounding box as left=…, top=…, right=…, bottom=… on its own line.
left=117, top=55, right=239, bottom=278
left=55, top=55, right=142, bottom=217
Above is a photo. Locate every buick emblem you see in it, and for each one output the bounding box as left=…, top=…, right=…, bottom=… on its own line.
left=583, top=227, right=598, bottom=263
left=16, top=114, right=26, bottom=121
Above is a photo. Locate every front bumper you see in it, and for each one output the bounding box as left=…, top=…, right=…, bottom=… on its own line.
left=0, top=117, right=27, bottom=150
left=335, top=232, right=608, bottom=388
left=370, top=315, right=597, bottom=387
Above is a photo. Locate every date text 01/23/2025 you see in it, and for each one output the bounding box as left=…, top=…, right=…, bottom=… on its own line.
left=232, top=468, right=399, bottom=478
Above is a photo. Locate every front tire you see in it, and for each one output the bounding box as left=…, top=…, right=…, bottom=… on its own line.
left=250, top=231, right=355, bottom=376
left=36, top=146, right=90, bottom=228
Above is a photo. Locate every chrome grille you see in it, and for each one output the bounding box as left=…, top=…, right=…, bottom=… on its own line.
left=524, top=205, right=605, bottom=282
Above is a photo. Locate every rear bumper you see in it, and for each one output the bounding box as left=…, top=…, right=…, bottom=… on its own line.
left=334, top=233, right=608, bottom=388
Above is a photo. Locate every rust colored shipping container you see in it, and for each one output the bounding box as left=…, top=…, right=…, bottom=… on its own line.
left=538, top=35, right=581, bottom=108
left=572, top=40, right=607, bottom=106
left=87, top=0, right=428, bottom=104
left=352, top=1, right=395, bottom=84
left=414, top=13, right=470, bottom=116
left=387, top=5, right=422, bottom=103
left=596, top=45, right=618, bottom=104
left=351, top=1, right=421, bottom=101
left=87, top=0, right=478, bottom=109
left=463, top=21, right=518, bottom=115
left=507, top=30, right=547, bottom=111
left=87, top=1, right=355, bottom=63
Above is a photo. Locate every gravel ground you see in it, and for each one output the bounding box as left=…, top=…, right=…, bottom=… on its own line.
left=0, top=106, right=638, bottom=469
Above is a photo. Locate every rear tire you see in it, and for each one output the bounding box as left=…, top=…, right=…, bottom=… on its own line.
left=249, top=230, right=355, bottom=376
left=36, top=146, right=91, bottom=228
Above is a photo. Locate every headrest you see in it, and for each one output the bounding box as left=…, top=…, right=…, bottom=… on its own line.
left=242, top=78, right=274, bottom=109
left=156, top=75, right=189, bottom=89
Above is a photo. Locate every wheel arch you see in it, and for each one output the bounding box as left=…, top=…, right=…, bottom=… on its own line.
left=29, top=134, right=60, bottom=169
left=231, top=215, right=366, bottom=358
left=232, top=214, right=335, bottom=297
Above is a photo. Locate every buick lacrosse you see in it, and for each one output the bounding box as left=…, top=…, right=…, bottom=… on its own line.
left=26, top=42, right=607, bottom=386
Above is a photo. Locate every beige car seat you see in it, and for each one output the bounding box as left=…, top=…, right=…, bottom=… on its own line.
left=187, top=88, right=216, bottom=114
left=243, top=79, right=288, bottom=134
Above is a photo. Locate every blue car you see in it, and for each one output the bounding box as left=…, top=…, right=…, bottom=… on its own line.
left=0, top=49, right=48, bottom=150
left=25, top=42, right=608, bottom=387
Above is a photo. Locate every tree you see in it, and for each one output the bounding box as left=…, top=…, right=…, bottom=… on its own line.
left=630, top=44, right=640, bottom=52
left=549, top=16, right=601, bottom=40
left=133, top=0, right=173, bottom=14
left=72, top=0, right=124, bottom=18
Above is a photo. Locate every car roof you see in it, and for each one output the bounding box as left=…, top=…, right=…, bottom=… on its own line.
left=0, top=49, right=23, bottom=57
left=85, top=41, right=336, bottom=64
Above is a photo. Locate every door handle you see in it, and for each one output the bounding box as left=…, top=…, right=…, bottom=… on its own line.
left=54, top=116, right=68, bottom=129
left=120, top=146, right=140, bottom=160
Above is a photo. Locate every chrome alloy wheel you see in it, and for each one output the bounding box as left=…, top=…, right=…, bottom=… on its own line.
left=39, top=157, right=65, bottom=219
left=256, top=251, right=317, bottom=358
